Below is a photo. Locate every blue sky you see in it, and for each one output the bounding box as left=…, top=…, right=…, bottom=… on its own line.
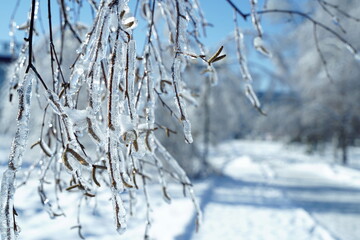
left=0, top=0, right=278, bottom=91
left=0, top=0, right=270, bottom=49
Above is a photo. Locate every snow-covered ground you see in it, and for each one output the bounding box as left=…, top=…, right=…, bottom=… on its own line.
left=1, top=139, right=360, bottom=240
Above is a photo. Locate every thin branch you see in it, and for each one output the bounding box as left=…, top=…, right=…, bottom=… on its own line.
left=313, top=24, right=333, bottom=82
left=59, top=0, right=82, bottom=43
left=319, top=0, right=360, bottom=22
left=25, top=0, right=37, bottom=74
left=243, top=9, right=358, bottom=54
left=225, top=0, right=247, bottom=20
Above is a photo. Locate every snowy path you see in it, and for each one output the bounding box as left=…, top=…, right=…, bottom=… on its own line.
left=176, top=141, right=360, bottom=240
left=1, top=139, right=360, bottom=239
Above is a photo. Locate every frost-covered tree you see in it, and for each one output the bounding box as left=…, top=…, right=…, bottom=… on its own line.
left=1, top=0, right=360, bottom=239
left=297, top=0, right=360, bottom=164
left=266, top=0, right=360, bottom=163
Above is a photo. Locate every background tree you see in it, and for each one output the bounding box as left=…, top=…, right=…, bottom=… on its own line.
left=255, top=0, right=360, bottom=163
left=292, top=0, right=360, bottom=164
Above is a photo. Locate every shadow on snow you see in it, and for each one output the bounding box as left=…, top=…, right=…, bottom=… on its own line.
left=176, top=172, right=360, bottom=240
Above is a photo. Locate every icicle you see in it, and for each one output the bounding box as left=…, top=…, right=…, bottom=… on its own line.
left=9, top=45, right=27, bottom=103
left=1, top=73, right=33, bottom=240
left=0, top=170, right=16, bottom=240
left=115, top=41, right=127, bottom=99
left=10, top=74, right=34, bottom=169
left=245, top=84, right=260, bottom=107
left=141, top=168, right=152, bottom=239
left=250, top=0, right=263, bottom=37
left=68, top=66, right=85, bottom=105
left=182, top=119, right=193, bottom=144
left=143, top=49, right=156, bottom=130
left=249, top=0, right=272, bottom=58
left=109, top=10, right=118, bottom=33
left=126, top=40, right=137, bottom=121
left=131, top=133, right=147, bottom=158
left=153, top=155, right=171, bottom=204
left=175, top=0, right=189, bottom=51
left=105, top=133, right=123, bottom=192
left=244, top=83, right=265, bottom=116
left=154, top=138, right=191, bottom=184
left=235, top=27, right=252, bottom=82
left=172, top=56, right=193, bottom=143
left=253, top=36, right=271, bottom=57
left=187, top=186, right=202, bottom=231
left=151, top=42, right=169, bottom=80
left=111, top=193, right=127, bottom=234
left=118, top=149, right=133, bottom=188
left=89, top=65, right=104, bottom=114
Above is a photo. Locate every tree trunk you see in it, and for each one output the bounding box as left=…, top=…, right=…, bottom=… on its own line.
left=339, top=128, right=348, bottom=165
left=341, top=144, right=348, bottom=165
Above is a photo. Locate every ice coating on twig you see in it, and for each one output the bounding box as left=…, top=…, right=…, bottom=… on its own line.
left=234, top=26, right=252, bottom=82
left=1, top=0, right=207, bottom=237
left=1, top=73, right=33, bottom=240
left=253, top=36, right=271, bottom=57
left=234, top=10, right=265, bottom=115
